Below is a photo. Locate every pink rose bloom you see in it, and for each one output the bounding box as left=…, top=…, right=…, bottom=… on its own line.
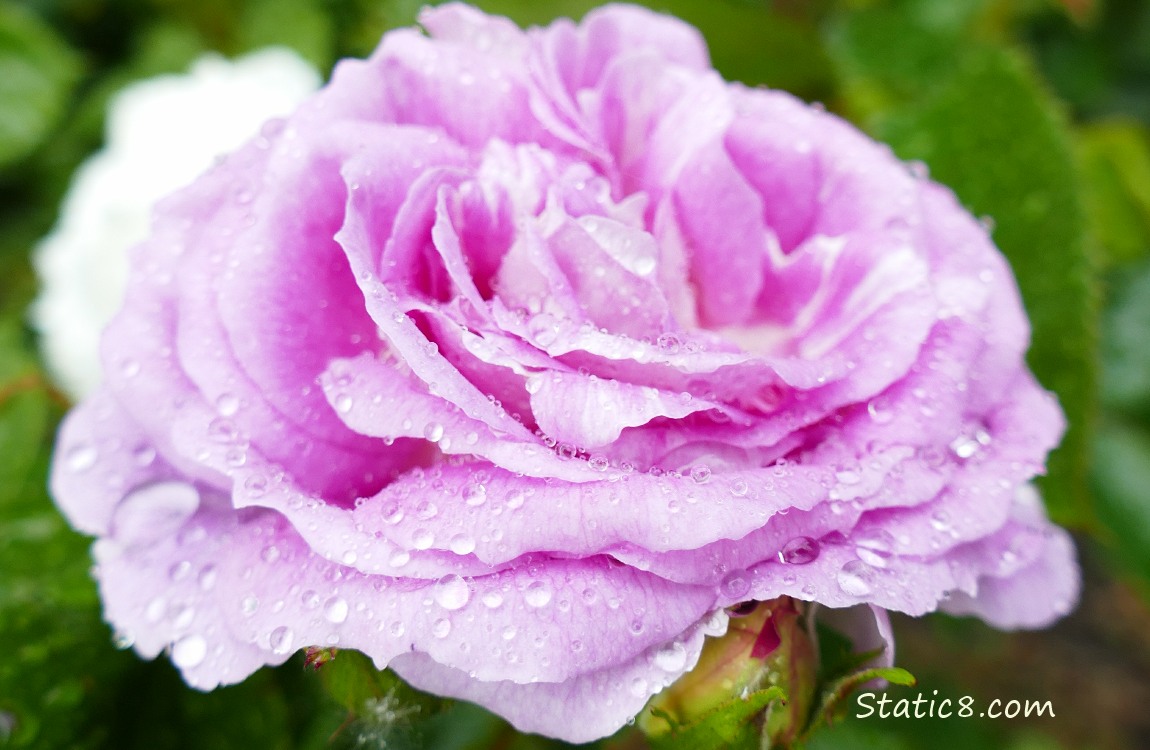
left=52, top=3, right=1078, bottom=742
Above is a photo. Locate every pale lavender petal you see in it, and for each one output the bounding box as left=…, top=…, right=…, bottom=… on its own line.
left=391, top=610, right=725, bottom=743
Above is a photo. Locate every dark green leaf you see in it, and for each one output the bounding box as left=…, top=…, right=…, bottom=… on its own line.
left=1078, top=119, right=1150, bottom=267
left=238, top=0, right=335, bottom=72
left=647, top=687, right=784, bottom=750
left=876, top=48, right=1098, bottom=526
left=0, top=2, right=81, bottom=169
left=1092, top=420, right=1150, bottom=589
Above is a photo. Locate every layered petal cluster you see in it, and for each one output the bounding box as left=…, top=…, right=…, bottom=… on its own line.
left=33, top=48, right=320, bottom=399
left=50, top=4, right=1078, bottom=742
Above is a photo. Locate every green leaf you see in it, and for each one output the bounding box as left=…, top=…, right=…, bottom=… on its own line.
left=0, top=317, right=137, bottom=748
left=647, top=686, right=785, bottom=750
left=875, top=48, right=1098, bottom=527
left=1092, top=420, right=1150, bottom=590
left=825, top=1, right=1099, bottom=528
left=421, top=0, right=833, bottom=95
left=1100, top=262, right=1150, bottom=415
left=807, top=666, right=916, bottom=744
left=1078, top=119, right=1150, bottom=267
left=0, top=2, right=81, bottom=169
left=825, top=0, right=990, bottom=120
left=238, top=0, right=335, bottom=72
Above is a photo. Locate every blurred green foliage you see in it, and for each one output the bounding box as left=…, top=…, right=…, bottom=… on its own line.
left=1, top=0, right=1147, bottom=748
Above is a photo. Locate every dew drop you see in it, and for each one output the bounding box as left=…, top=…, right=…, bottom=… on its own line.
left=171, top=634, right=207, bottom=668
left=836, top=560, right=874, bottom=597
left=730, top=479, right=749, bottom=497
left=388, top=550, right=412, bottom=568
left=241, top=596, right=259, bottom=616
left=269, top=626, right=294, bottom=654
left=145, top=597, right=166, bottom=623
left=169, top=560, right=192, bottom=582
left=504, top=489, right=526, bottom=510
left=334, top=394, right=353, bottom=413
left=432, top=619, right=452, bottom=638
left=461, top=483, right=487, bottom=506
left=198, top=565, right=218, bottom=591
left=867, top=398, right=894, bottom=424
left=482, top=591, right=504, bottom=608
left=113, top=481, right=201, bottom=545
left=243, top=474, right=268, bottom=498
left=66, top=444, right=98, bottom=473
left=324, top=596, right=349, bottom=624
left=778, top=536, right=820, bottom=565
left=630, top=677, right=649, bottom=697
left=216, top=394, right=240, bottom=417
left=720, top=571, right=751, bottom=599
left=653, top=642, right=688, bottom=672
left=835, top=469, right=861, bottom=485
left=424, top=422, right=445, bottom=442
left=524, top=580, right=553, bottom=608
left=449, top=534, right=476, bottom=555
left=434, top=574, right=471, bottom=610
left=412, top=528, right=434, bottom=550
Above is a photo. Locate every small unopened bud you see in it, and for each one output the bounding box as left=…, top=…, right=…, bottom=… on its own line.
left=304, top=646, right=338, bottom=670
left=641, top=597, right=818, bottom=747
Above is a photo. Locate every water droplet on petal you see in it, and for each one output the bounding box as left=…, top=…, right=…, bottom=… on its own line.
left=929, top=511, right=951, bottom=532
left=449, top=534, right=476, bottom=555
left=66, top=444, right=98, bottom=473
left=481, top=591, right=504, bottom=609
left=198, top=565, right=218, bottom=591
left=836, top=560, right=874, bottom=597
left=524, top=580, right=552, bottom=608
left=433, top=574, right=471, bottom=610
left=504, top=489, right=526, bottom=510
left=270, top=626, right=294, bottom=654
left=720, top=571, right=750, bottom=599
left=835, top=469, right=861, bottom=485
left=113, top=481, right=201, bottom=545
left=424, top=423, right=445, bottom=442
left=654, top=642, right=688, bottom=672
left=171, top=635, right=207, bottom=668
left=432, top=619, right=452, bottom=638
left=412, top=529, right=434, bottom=550
left=778, top=536, right=820, bottom=565
left=867, top=398, right=893, bottom=424
left=461, top=483, right=487, bottom=506
left=169, top=560, right=192, bottom=582
left=630, top=677, right=649, bottom=697
left=216, top=394, right=240, bottom=417
left=324, top=596, right=349, bottom=624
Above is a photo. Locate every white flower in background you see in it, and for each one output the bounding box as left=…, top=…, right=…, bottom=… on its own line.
left=33, top=47, right=321, bottom=400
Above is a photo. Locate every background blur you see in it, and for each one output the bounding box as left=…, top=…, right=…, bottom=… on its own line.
left=1, top=0, right=1148, bottom=748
